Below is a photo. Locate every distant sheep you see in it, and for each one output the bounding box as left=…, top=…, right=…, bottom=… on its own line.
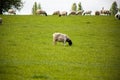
left=76, top=10, right=84, bottom=15
left=100, top=7, right=111, bottom=15
left=36, top=9, right=47, bottom=16
left=95, top=11, right=100, bottom=15
left=8, top=9, right=16, bottom=15
left=69, top=11, right=76, bottom=15
left=59, top=11, right=67, bottom=17
left=0, top=18, right=2, bottom=24
left=100, top=10, right=111, bottom=15
left=53, top=33, right=72, bottom=46
left=115, top=13, right=120, bottom=20
left=52, top=11, right=60, bottom=15
left=83, top=11, right=92, bottom=15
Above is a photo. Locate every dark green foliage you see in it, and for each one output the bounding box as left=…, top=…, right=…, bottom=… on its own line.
left=71, top=3, right=77, bottom=11
left=32, top=2, right=37, bottom=15
left=119, top=8, right=120, bottom=12
left=110, top=1, right=118, bottom=15
left=32, top=2, right=41, bottom=15
left=38, top=3, right=41, bottom=9
left=0, top=0, right=23, bottom=14
left=78, top=2, right=83, bottom=11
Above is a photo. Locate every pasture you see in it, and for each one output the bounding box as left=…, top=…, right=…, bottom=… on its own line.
left=0, top=15, right=120, bottom=80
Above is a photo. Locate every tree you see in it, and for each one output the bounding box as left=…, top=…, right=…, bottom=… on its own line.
left=0, top=0, right=23, bottom=14
left=78, top=2, right=83, bottom=11
left=110, top=1, right=118, bottom=15
left=32, top=2, right=37, bottom=15
left=32, top=2, right=41, bottom=15
left=38, top=3, right=41, bottom=9
left=119, top=8, right=120, bottom=12
left=71, top=3, right=77, bottom=12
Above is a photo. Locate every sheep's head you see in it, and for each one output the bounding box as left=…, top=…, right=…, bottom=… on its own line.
left=66, top=38, right=72, bottom=46
left=115, top=14, right=120, bottom=20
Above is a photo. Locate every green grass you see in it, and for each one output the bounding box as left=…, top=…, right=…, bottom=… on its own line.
left=0, top=15, right=120, bottom=80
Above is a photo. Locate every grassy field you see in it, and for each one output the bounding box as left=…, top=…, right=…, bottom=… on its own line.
left=0, top=15, right=120, bottom=80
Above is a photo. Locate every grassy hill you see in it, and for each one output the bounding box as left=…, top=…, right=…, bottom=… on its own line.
left=0, top=15, right=120, bottom=80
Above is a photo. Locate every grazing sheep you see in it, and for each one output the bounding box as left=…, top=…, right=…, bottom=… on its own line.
left=53, top=33, right=72, bottom=46
left=36, top=9, right=47, bottom=16
left=8, top=9, right=16, bottom=15
left=76, top=10, right=84, bottom=15
left=100, top=10, right=111, bottom=15
left=95, top=11, right=100, bottom=15
left=83, top=11, right=92, bottom=15
left=52, top=11, right=60, bottom=15
left=100, top=7, right=111, bottom=15
left=69, top=11, right=76, bottom=15
left=0, top=18, right=2, bottom=24
left=115, top=12, right=120, bottom=20
left=59, top=11, right=67, bottom=17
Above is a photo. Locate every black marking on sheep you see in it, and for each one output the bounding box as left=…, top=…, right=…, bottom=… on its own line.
left=66, top=38, right=72, bottom=46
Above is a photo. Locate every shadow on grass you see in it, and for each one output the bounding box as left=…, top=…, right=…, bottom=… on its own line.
left=8, top=40, right=17, bottom=46
left=32, top=74, right=50, bottom=79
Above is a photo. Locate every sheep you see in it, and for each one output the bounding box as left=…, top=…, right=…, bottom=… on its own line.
left=52, top=11, right=60, bottom=15
left=0, top=18, right=2, bottom=24
left=69, top=11, right=76, bottom=15
left=83, top=11, right=92, bottom=15
left=59, top=11, right=67, bottom=17
left=53, top=33, right=72, bottom=46
left=8, top=9, right=16, bottom=15
left=115, top=12, right=120, bottom=20
left=100, top=7, right=111, bottom=15
left=36, top=9, right=47, bottom=16
left=95, top=11, right=100, bottom=16
left=100, top=10, right=111, bottom=15
left=76, top=10, right=84, bottom=15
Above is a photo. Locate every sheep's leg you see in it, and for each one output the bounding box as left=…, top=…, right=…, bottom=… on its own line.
left=63, top=38, right=66, bottom=46
left=63, top=42, right=66, bottom=46
left=53, top=38, right=57, bottom=45
left=53, top=40, right=56, bottom=45
left=54, top=41, right=57, bottom=45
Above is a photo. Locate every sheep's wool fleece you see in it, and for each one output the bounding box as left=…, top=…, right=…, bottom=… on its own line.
left=53, top=33, right=68, bottom=41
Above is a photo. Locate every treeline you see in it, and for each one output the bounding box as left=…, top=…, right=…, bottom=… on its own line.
left=31, top=2, right=83, bottom=15
left=32, top=1, right=119, bottom=15
left=0, top=0, right=119, bottom=15
left=71, top=2, right=83, bottom=12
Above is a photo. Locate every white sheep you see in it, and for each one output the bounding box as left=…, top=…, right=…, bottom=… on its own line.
left=83, top=11, right=92, bottom=15
left=52, top=11, right=60, bottom=15
left=36, top=9, right=47, bottom=16
left=0, top=18, right=2, bottom=24
left=59, top=11, right=67, bottom=17
left=76, top=10, right=84, bottom=15
left=115, top=12, right=120, bottom=20
left=8, top=9, right=16, bottom=15
left=53, top=33, right=72, bottom=46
